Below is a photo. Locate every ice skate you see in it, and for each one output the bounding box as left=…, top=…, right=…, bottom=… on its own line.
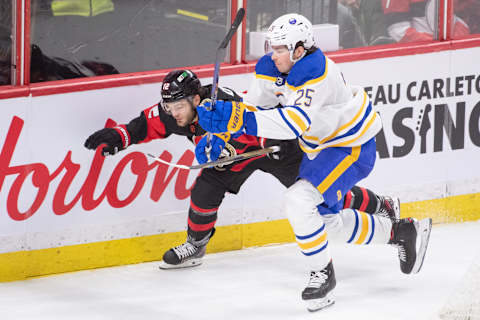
left=302, top=261, right=336, bottom=312
left=377, top=196, right=400, bottom=221
left=159, top=235, right=208, bottom=270
left=389, top=217, right=432, bottom=274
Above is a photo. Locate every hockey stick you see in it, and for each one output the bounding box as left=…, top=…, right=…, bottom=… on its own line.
left=205, top=8, right=245, bottom=147
left=147, top=146, right=280, bottom=170
left=209, top=7, right=245, bottom=110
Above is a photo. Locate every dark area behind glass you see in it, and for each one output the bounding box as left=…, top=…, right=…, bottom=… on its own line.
left=453, top=0, right=480, bottom=38
left=30, top=0, right=228, bottom=82
left=1, top=0, right=12, bottom=85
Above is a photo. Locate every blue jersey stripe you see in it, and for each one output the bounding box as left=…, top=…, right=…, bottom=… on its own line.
left=302, top=241, right=329, bottom=256
left=256, top=106, right=270, bottom=110
left=347, top=209, right=359, bottom=243
left=326, top=103, right=372, bottom=144
left=299, top=136, right=319, bottom=149
left=295, top=224, right=325, bottom=240
left=291, top=106, right=312, bottom=126
left=277, top=108, right=300, bottom=137
left=365, top=213, right=375, bottom=245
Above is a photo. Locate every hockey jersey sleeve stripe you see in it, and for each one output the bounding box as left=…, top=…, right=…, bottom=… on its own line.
left=291, top=106, right=312, bottom=126
left=113, top=125, right=130, bottom=148
left=274, top=106, right=311, bottom=136
left=316, top=146, right=361, bottom=194
left=286, top=109, right=309, bottom=132
left=277, top=108, right=300, bottom=136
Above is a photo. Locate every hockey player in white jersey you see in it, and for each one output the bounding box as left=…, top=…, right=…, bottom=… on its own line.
left=196, top=13, right=433, bottom=312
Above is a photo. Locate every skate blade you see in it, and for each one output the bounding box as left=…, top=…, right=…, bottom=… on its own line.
left=159, top=258, right=203, bottom=270
left=411, top=218, right=433, bottom=274
left=305, top=292, right=335, bottom=312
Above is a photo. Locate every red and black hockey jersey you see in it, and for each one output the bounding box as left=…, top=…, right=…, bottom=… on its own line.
left=121, top=85, right=272, bottom=171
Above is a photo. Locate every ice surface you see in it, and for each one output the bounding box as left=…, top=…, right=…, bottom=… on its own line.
left=0, top=221, right=479, bottom=320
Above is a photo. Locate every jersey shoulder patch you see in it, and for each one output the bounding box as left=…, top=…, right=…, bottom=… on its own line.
left=146, top=104, right=160, bottom=119
left=286, top=50, right=327, bottom=89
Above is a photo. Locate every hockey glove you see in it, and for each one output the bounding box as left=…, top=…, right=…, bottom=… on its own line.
left=195, top=132, right=231, bottom=164
left=197, top=99, right=256, bottom=135
left=84, top=126, right=130, bottom=156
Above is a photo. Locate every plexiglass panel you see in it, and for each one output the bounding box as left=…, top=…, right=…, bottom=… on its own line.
left=30, top=0, right=229, bottom=82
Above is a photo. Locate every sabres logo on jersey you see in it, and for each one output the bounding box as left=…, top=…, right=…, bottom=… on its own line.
left=275, top=76, right=285, bottom=86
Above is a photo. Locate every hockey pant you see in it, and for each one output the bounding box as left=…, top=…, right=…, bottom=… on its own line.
left=286, top=138, right=392, bottom=270
left=187, top=151, right=303, bottom=241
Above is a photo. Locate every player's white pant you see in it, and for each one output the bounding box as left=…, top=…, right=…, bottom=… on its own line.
left=285, top=179, right=392, bottom=271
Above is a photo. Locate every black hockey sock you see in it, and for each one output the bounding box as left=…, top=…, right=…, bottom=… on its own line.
left=187, top=203, right=217, bottom=243
left=344, top=186, right=381, bottom=214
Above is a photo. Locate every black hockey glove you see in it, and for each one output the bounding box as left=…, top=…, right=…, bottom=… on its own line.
left=259, top=138, right=298, bottom=161
left=84, top=127, right=125, bottom=156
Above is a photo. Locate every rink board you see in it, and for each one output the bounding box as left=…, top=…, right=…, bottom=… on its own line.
left=1, top=193, right=479, bottom=282
left=0, top=46, right=480, bottom=281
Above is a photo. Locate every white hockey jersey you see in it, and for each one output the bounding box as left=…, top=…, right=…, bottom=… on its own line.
left=243, top=50, right=382, bottom=159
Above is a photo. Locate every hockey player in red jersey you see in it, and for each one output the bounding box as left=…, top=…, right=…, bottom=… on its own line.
left=84, top=69, right=400, bottom=270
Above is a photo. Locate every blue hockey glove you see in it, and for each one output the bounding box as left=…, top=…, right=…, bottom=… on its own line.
left=195, top=132, right=231, bottom=164
left=198, top=99, right=256, bottom=134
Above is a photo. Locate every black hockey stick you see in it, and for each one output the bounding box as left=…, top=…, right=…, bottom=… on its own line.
left=209, top=7, right=245, bottom=110
left=205, top=7, right=245, bottom=147
left=147, top=146, right=280, bottom=170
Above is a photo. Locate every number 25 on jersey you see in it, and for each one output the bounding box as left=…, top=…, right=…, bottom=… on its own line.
left=294, top=89, right=315, bottom=107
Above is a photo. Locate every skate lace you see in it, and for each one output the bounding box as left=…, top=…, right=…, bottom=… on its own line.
left=307, top=270, right=328, bottom=288
left=391, top=243, right=407, bottom=262
left=172, top=242, right=198, bottom=260
left=378, top=197, right=393, bottom=218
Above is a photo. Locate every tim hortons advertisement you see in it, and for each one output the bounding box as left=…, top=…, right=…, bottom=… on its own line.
left=0, top=83, right=282, bottom=253
left=0, top=48, right=479, bottom=253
